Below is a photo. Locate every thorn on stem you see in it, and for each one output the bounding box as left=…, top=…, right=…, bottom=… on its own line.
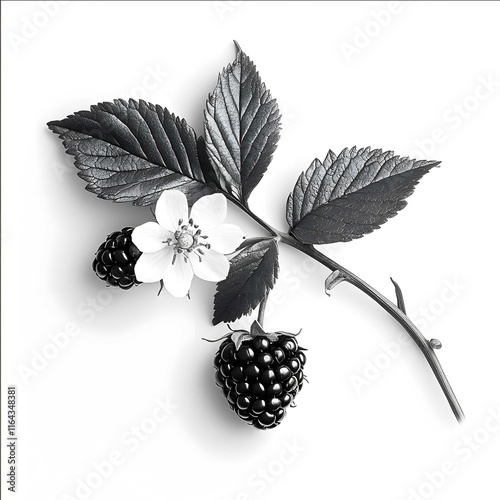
left=325, top=270, right=346, bottom=296
left=430, top=338, right=442, bottom=349
left=390, top=277, right=407, bottom=314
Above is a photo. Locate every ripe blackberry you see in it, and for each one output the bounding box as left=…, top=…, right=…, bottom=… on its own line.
left=213, top=322, right=307, bottom=430
left=92, top=227, right=142, bottom=290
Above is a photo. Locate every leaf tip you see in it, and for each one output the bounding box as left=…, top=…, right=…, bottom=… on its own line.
left=233, top=40, right=242, bottom=53
left=47, top=120, right=60, bottom=131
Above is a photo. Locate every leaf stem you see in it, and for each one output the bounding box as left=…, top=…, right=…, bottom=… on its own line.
left=226, top=193, right=465, bottom=423
left=225, top=193, right=280, bottom=237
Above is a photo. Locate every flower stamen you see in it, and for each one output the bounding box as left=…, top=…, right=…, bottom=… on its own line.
left=166, top=218, right=211, bottom=262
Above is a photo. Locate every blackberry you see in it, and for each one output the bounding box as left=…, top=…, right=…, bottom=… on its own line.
left=213, top=322, right=307, bottom=430
left=92, top=227, right=142, bottom=290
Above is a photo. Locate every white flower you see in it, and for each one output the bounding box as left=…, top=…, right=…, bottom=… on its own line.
left=132, top=190, right=245, bottom=297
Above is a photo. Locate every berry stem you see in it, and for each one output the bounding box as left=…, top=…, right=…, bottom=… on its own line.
left=223, top=192, right=465, bottom=423
left=257, top=294, right=269, bottom=327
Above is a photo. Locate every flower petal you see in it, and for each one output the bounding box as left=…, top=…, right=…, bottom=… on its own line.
left=155, top=190, right=188, bottom=231
left=132, top=222, right=174, bottom=253
left=163, top=254, right=194, bottom=297
left=190, top=193, right=227, bottom=231
left=134, top=247, right=173, bottom=283
left=189, top=248, right=230, bottom=282
left=205, top=224, right=245, bottom=254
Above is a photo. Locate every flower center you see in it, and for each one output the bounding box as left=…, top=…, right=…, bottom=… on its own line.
left=176, top=232, right=195, bottom=249
left=163, top=218, right=210, bottom=263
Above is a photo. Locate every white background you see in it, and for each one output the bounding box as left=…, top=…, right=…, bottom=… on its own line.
left=2, top=1, right=500, bottom=499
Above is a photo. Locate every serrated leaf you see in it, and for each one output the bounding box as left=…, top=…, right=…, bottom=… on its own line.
left=286, top=147, right=440, bottom=244
left=204, top=42, right=281, bottom=204
left=213, top=237, right=279, bottom=325
left=48, top=99, right=214, bottom=206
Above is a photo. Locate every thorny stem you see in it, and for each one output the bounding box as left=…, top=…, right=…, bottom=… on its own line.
left=282, top=234, right=465, bottom=423
left=226, top=193, right=465, bottom=424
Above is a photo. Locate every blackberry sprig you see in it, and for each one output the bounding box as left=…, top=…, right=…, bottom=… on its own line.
left=49, top=42, right=465, bottom=424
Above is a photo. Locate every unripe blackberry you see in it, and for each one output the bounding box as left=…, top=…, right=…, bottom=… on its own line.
left=92, top=227, right=142, bottom=290
left=213, top=324, right=307, bottom=430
